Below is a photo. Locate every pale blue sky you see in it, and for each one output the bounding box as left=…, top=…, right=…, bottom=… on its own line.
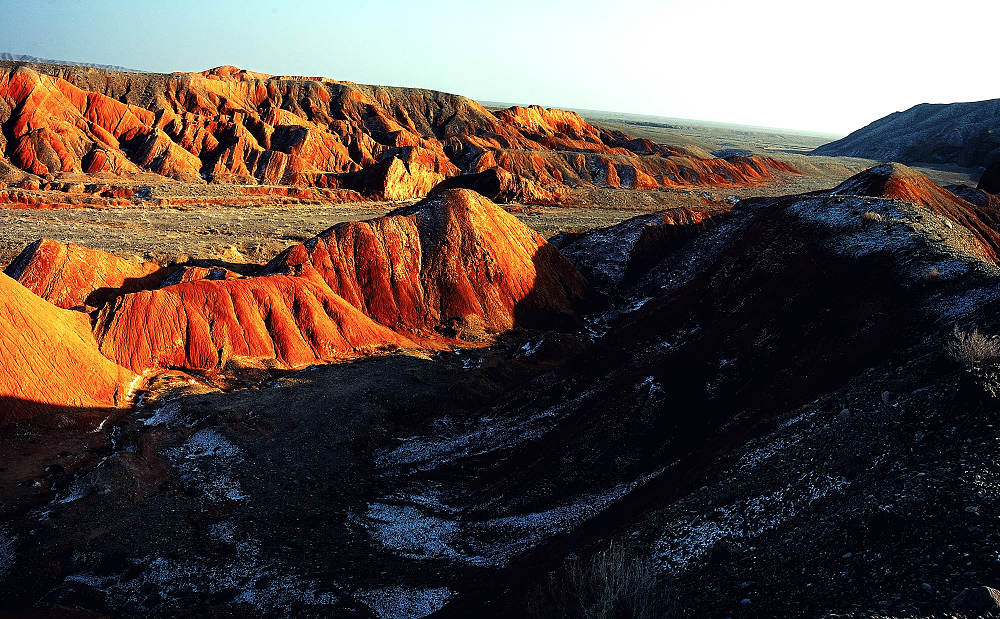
left=2, top=0, right=997, bottom=134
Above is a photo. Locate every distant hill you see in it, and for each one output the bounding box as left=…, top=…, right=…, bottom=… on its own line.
left=813, top=99, right=1000, bottom=169
left=0, top=52, right=143, bottom=72
left=0, top=62, right=797, bottom=201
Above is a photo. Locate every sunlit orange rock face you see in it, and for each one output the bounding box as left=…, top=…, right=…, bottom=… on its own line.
left=2, top=191, right=586, bottom=381
left=265, top=189, right=591, bottom=336
left=5, top=238, right=166, bottom=310
left=833, top=163, right=1000, bottom=263
left=0, top=63, right=797, bottom=201
left=0, top=273, right=134, bottom=423
left=430, top=167, right=568, bottom=204
left=93, top=275, right=414, bottom=373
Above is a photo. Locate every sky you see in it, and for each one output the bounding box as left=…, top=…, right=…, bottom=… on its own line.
left=2, top=0, right=998, bottom=135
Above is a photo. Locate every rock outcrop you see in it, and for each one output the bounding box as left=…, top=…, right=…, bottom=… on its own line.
left=0, top=273, right=134, bottom=423
left=265, top=189, right=591, bottom=337
left=560, top=205, right=731, bottom=294
left=430, top=167, right=567, bottom=204
left=0, top=62, right=797, bottom=202
left=832, top=163, right=1000, bottom=263
left=93, top=275, right=413, bottom=373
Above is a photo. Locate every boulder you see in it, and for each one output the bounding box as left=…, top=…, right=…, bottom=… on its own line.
left=978, top=160, right=1000, bottom=195
left=950, top=586, right=1000, bottom=612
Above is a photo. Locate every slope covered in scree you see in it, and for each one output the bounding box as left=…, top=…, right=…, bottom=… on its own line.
left=831, top=162, right=1000, bottom=263
left=812, top=98, right=1000, bottom=168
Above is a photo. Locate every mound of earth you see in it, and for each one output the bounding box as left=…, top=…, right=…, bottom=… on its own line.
left=0, top=273, right=135, bottom=424
left=4, top=238, right=252, bottom=311
left=429, top=167, right=567, bottom=205
left=0, top=61, right=798, bottom=202
left=812, top=98, right=1000, bottom=168
left=832, top=162, right=1000, bottom=263
left=4, top=238, right=169, bottom=310
left=558, top=204, right=731, bottom=295
left=265, top=189, right=591, bottom=337
left=93, top=274, right=414, bottom=373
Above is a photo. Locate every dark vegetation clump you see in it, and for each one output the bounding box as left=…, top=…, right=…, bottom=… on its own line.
left=527, top=543, right=669, bottom=619
left=946, top=325, right=1000, bottom=367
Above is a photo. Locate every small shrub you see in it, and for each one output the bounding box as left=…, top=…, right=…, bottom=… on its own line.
left=946, top=326, right=1000, bottom=366
left=861, top=211, right=884, bottom=224
left=527, top=542, right=668, bottom=619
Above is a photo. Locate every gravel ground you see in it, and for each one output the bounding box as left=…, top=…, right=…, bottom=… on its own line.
left=0, top=202, right=651, bottom=267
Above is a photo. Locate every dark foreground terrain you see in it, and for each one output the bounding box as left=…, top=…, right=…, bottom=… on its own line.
left=4, top=162, right=1000, bottom=618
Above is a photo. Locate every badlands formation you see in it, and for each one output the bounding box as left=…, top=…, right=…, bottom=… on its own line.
left=4, top=60, right=1000, bottom=618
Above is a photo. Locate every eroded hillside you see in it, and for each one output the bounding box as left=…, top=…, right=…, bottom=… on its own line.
left=0, top=62, right=798, bottom=206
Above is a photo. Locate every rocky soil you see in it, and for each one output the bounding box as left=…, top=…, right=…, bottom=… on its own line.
left=3, top=164, right=1000, bottom=618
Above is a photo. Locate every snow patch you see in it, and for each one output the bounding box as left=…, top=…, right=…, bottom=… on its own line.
left=357, top=586, right=455, bottom=619
left=655, top=472, right=849, bottom=572
left=143, top=401, right=183, bottom=427
left=0, top=526, right=16, bottom=579
left=166, top=429, right=246, bottom=502
left=359, top=470, right=663, bottom=568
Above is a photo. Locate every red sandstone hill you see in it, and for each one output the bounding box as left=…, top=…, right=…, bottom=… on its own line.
left=4, top=239, right=243, bottom=311
left=0, top=273, right=135, bottom=423
left=832, top=163, right=1000, bottom=263
left=5, top=238, right=167, bottom=310
left=0, top=190, right=586, bottom=379
left=264, top=189, right=591, bottom=337
left=92, top=274, right=414, bottom=373
left=0, top=61, right=797, bottom=203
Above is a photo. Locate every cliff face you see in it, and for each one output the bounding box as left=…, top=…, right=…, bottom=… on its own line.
left=0, top=62, right=797, bottom=202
